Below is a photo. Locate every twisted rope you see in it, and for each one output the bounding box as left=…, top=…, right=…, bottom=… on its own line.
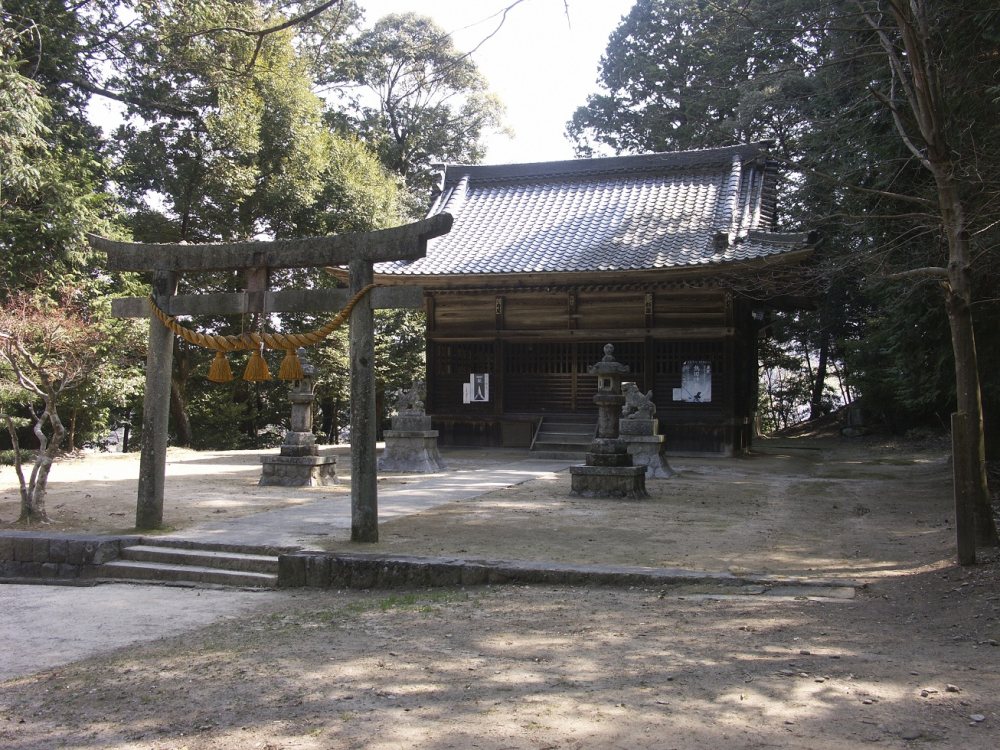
left=147, top=283, right=376, bottom=352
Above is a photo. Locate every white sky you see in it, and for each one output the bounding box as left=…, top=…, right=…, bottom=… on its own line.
left=357, top=0, right=635, bottom=164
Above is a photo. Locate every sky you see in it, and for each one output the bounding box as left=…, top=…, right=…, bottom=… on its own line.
left=357, top=0, right=636, bottom=164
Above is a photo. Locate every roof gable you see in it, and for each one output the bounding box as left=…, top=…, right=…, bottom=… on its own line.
left=378, top=143, right=808, bottom=278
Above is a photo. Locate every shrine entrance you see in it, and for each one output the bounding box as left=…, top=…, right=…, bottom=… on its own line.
left=90, top=214, right=452, bottom=541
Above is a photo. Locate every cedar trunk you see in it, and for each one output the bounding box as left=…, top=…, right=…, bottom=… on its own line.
left=944, top=265, right=999, bottom=551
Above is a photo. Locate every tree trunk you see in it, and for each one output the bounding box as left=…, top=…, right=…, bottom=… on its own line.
left=810, top=331, right=830, bottom=420
left=169, top=341, right=193, bottom=447
left=169, top=376, right=193, bottom=447
left=67, top=408, right=77, bottom=453
left=17, top=397, right=66, bottom=524
left=934, top=157, right=998, bottom=551
left=944, top=284, right=999, bottom=550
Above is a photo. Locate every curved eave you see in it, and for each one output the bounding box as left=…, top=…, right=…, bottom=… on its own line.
left=374, top=246, right=813, bottom=290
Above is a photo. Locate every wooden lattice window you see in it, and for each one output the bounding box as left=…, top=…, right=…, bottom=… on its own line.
left=434, top=342, right=494, bottom=374
left=653, top=341, right=724, bottom=376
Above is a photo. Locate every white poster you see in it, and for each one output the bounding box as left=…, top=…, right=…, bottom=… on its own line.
left=470, top=373, right=489, bottom=402
left=673, top=360, right=711, bottom=402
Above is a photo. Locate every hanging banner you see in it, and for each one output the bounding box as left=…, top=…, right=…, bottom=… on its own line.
left=462, top=374, right=490, bottom=403
left=673, top=361, right=711, bottom=402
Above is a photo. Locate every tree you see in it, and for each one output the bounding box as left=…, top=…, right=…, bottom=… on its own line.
left=329, top=12, right=506, bottom=204
left=0, top=291, right=105, bottom=523
left=854, top=0, right=1000, bottom=555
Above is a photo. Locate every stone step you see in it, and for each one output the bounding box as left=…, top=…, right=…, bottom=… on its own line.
left=120, top=544, right=279, bottom=575
left=98, top=559, right=277, bottom=588
left=530, top=450, right=586, bottom=461
left=137, top=538, right=291, bottom=556
left=541, top=414, right=596, bottom=423
left=531, top=443, right=587, bottom=461
left=538, top=423, right=594, bottom=433
left=534, top=432, right=592, bottom=443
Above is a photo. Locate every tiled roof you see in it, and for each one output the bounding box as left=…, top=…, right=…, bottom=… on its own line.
left=377, top=143, right=809, bottom=277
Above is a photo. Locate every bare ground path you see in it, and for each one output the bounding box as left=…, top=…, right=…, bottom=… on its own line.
left=1, top=435, right=998, bottom=749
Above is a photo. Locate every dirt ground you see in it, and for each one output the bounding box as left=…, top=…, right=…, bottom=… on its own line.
left=1, top=435, right=999, bottom=749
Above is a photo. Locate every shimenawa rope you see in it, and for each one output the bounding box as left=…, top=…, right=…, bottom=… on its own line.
left=147, top=283, right=376, bottom=382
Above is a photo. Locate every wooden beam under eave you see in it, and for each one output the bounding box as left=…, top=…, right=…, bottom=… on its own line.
left=112, top=286, right=424, bottom=318
left=428, top=326, right=736, bottom=343
left=92, top=214, right=453, bottom=272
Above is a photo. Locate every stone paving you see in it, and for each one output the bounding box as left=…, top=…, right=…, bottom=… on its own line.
left=163, top=456, right=573, bottom=549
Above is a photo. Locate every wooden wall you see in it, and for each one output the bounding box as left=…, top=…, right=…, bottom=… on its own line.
left=428, top=288, right=729, bottom=336
left=425, top=285, right=756, bottom=455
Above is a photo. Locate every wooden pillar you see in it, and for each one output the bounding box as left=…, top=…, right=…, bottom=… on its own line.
left=350, top=258, right=378, bottom=542
left=136, top=271, right=176, bottom=530
left=493, top=338, right=504, bottom=417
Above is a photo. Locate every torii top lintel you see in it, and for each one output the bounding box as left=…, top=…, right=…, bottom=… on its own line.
left=89, top=213, right=453, bottom=273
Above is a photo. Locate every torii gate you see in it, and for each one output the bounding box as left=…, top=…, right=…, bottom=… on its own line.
left=89, top=214, right=452, bottom=541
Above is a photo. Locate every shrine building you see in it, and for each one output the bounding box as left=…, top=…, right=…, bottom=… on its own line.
left=374, top=142, right=811, bottom=455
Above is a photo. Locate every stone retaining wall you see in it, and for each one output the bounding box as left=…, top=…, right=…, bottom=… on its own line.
left=0, top=532, right=139, bottom=582
left=277, top=551, right=760, bottom=590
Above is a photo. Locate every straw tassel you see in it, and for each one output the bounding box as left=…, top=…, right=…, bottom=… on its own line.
left=243, top=348, right=271, bottom=381
left=207, top=351, right=234, bottom=383
left=278, top=349, right=305, bottom=381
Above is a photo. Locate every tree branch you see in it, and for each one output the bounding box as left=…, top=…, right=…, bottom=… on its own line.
left=69, top=77, right=203, bottom=122
left=182, top=0, right=345, bottom=41
left=884, top=265, right=949, bottom=281
left=3, top=414, right=29, bottom=506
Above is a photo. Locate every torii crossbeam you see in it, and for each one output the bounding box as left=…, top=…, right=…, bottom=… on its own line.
left=90, top=214, right=452, bottom=541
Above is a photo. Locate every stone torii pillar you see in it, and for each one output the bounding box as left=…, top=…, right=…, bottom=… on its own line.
left=90, top=214, right=452, bottom=541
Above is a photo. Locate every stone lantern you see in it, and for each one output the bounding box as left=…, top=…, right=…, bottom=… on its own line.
left=592, top=343, right=629, bottom=442
left=569, top=344, right=647, bottom=498
left=259, top=351, right=338, bottom=486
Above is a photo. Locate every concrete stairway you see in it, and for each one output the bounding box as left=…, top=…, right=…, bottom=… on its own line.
left=530, top=414, right=596, bottom=460
left=98, top=539, right=280, bottom=588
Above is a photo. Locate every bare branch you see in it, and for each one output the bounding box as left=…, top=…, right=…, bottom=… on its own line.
left=69, top=77, right=202, bottom=122
left=182, top=0, right=345, bottom=41
left=884, top=266, right=949, bottom=281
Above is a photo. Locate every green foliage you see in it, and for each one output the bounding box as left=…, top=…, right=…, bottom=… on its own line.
left=0, top=17, right=50, bottom=196
left=113, top=1, right=336, bottom=241
left=568, top=0, right=818, bottom=158
left=329, top=12, right=506, bottom=206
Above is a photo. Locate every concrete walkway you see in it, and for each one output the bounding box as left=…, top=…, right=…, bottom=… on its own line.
left=0, top=583, right=285, bottom=681
left=163, top=456, right=572, bottom=549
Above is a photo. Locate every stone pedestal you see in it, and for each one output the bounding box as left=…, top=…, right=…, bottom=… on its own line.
left=260, top=453, right=337, bottom=486
left=619, top=418, right=674, bottom=479
left=571, top=436, right=647, bottom=498
left=260, top=356, right=337, bottom=486
left=378, top=389, right=445, bottom=473
left=569, top=344, right=647, bottom=499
